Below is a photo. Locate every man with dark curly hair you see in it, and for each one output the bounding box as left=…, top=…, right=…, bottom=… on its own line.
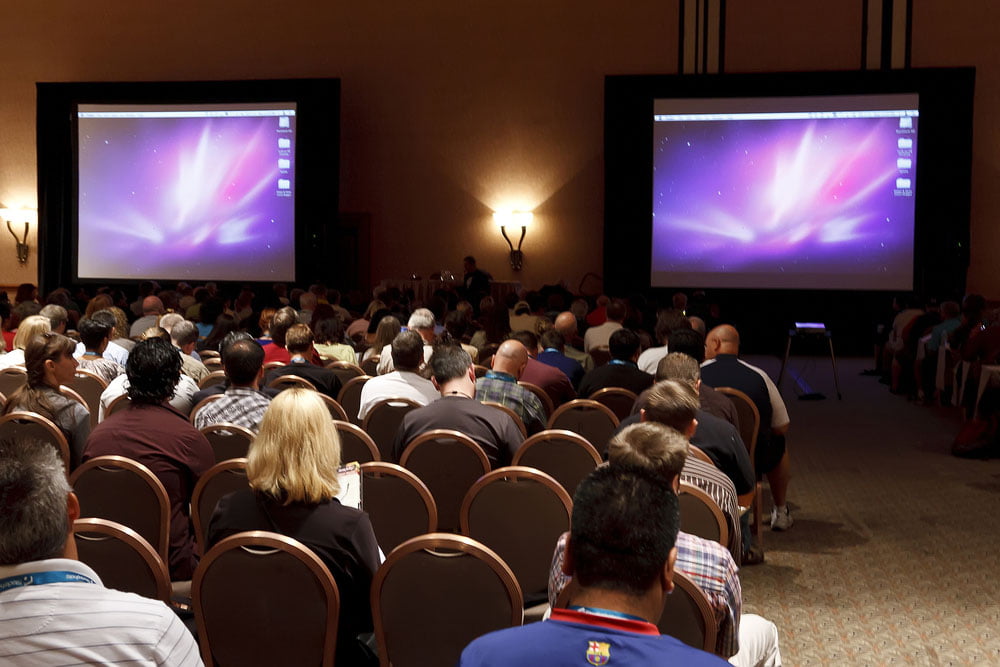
left=82, top=337, right=214, bottom=581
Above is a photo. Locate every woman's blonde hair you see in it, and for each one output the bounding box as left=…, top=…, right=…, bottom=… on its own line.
left=12, top=316, right=52, bottom=351
left=247, top=388, right=341, bottom=504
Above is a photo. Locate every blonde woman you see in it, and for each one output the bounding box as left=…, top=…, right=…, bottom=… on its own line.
left=0, top=315, right=51, bottom=370
left=207, top=388, right=380, bottom=665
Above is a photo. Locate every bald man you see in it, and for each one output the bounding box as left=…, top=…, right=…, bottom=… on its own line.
left=128, top=296, right=164, bottom=338
left=701, top=325, right=793, bottom=531
left=475, top=339, right=547, bottom=434
left=554, top=311, right=595, bottom=372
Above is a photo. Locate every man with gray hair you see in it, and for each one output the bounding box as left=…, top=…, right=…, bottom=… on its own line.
left=377, top=308, right=436, bottom=375
left=170, top=319, right=210, bottom=384
left=39, top=304, right=68, bottom=335
left=0, top=439, right=202, bottom=665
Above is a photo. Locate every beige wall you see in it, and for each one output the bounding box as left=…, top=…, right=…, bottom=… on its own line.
left=0, top=1, right=996, bottom=297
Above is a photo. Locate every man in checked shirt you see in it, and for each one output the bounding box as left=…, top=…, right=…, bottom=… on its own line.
left=548, top=422, right=782, bottom=667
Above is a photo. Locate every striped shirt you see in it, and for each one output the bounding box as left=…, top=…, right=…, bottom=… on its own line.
left=0, top=558, right=203, bottom=666
left=681, top=457, right=743, bottom=563
left=547, top=531, right=742, bottom=657
left=193, top=386, right=271, bottom=432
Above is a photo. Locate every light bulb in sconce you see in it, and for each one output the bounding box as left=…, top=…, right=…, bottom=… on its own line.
left=493, top=210, right=533, bottom=271
left=1, top=207, right=36, bottom=265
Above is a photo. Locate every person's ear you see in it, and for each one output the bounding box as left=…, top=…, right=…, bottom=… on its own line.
left=432, top=377, right=442, bottom=391
left=687, top=419, right=698, bottom=439
left=67, top=492, right=81, bottom=523
left=661, top=546, right=678, bottom=595
left=639, top=408, right=647, bottom=423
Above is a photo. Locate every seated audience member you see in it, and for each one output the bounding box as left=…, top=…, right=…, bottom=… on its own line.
left=445, top=310, right=480, bottom=362
left=263, top=324, right=343, bottom=399
left=585, top=294, right=610, bottom=327
left=75, top=317, right=125, bottom=383
left=194, top=338, right=271, bottom=431
left=702, top=325, right=793, bottom=531
left=358, top=331, right=439, bottom=420
left=198, top=313, right=239, bottom=354
left=190, top=332, right=281, bottom=405
left=583, top=298, right=626, bottom=352
left=128, top=296, right=164, bottom=338
left=578, top=328, right=655, bottom=398
left=256, top=307, right=276, bottom=345
left=476, top=339, right=547, bottom=434
left=84, top=337, right=214, bottom=580
left=392, top=344, right=524, bottom=466
left=509, top=330, right=577, bottom=407
left=546, top=423, right=781, bottom=666
left=0, top=440, right=200, bottom=664
left=554, top=311, right=594, bottom=372
left=0, top=314, right=52, bottom=370
left=461, top=463, right=729, bottom=667
left=327, top=289, right=353, bottom=323
left=2, top=333, right=90, bottom=469
left=509, top=299, right=543, bottom=335
left=361, top=312, right=399, bottom=363
left=378, top=308, right=436, bottom=374
left=208, top=388, right=380, bottom=665
left=312, top=312, right=358, bottom=364
left=638, top=309, right=691, bottom=374
left=655, top=328, right=739, bottom=428
left=74, top=310, right=131, bottom=366
left=347, top=300, right=386, bottom=341
left=261, top=306, right=298, bottom=364
left=298, top=291, right=317, bottom=325
left=39, top=303, right=68, bottom=335
left=169, top=319, right=210, bottom=384
left=537, top=329, right=585, bottom=389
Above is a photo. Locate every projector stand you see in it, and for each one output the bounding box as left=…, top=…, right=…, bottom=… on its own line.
left=777, top=325, right=843, bottom=401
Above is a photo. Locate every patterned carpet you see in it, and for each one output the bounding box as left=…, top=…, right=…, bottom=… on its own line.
left=739, top=355, right=1000, bottom=665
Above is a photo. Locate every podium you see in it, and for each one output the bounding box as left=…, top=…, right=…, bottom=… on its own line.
left=777, top=322, right=842, bottom=400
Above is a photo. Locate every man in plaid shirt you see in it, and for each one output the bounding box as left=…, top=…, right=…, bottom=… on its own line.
left=194, top=338, right=271, bottom=432
left=475, top=339, right=547, bottom=434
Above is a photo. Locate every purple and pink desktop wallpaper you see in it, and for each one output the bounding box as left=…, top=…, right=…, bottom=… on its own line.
left=651, top=115, right=917, bottom=290
left=78, top=112, right=296, bottom=281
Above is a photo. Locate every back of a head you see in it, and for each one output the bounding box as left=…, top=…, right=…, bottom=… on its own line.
left=299, top=292, right=318, bottom=311
left=509, top=329, right=538, bottom=353
left=654, top=310, right=690, bottom=343
left=78, top=316, right=113, bottom=350
left=142, top=295, right=164, bottom=315
left=668, top=328, right=706, bottom=363
left=707, top=325, right=740, bottom=353
left=126, top=337, right=181, bottom=404
left=607, top=421, right=689, bottom=480
left=220, top=331, right=256, bottom=363
left=0, top=439, right=71, bottom=565
left=39, top=304, right=68, bottom=332
left=444, top=310, right=467, bottom=339
left=655, top=352, right=700, bottom=385
left=569, top=464, right=679, bottom=597
left=429, top=344, right=472, bottom=384
left=391, top=330, right=425, bottom=371
left=250, top=388, right=341, bottom=503
left=224, top=339, right=265, bottom=385
left=139, top=327, right=171, bottom=343
left=407, top=308, right=436, bottom=331
left=554, top=311, right=578, bottom=336
left=12, top=315, right=51, bottom=351
left=158, top=312, right=184, bottom=334
left=170, top=319, right=199, bottom=348
left=270, top=307, right=299, bottom=347
left=284, top=323, right=314, bottom=355
left=609, top=328, right=640, bottom=360
left=642, top=379, right=700, bottom=432
left=540, top=329, right=565, bottom=352
left=606, top=299, right=627, bottom=322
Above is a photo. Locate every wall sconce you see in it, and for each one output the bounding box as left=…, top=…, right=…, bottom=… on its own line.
left=493, top=210, right=533, bottom=271
left=1, top=207, right=35, bottom=265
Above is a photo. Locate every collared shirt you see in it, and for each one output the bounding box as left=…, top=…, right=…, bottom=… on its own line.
left=701, top=354, right=789, bottom=432
left=75, top=340, right=130, bottom=368
left=193, top=386, right=272, bottom=432
left=0, top=558, right=202, bottom=666
left=476, top=371, right=547, bottom=433
left=77, top=356, right=125, bottom=384
left=682, top=457, right=743, bottom=562
left=547, top=530, right=742, bottom=657
left=358, top=370, right=439, bottom=420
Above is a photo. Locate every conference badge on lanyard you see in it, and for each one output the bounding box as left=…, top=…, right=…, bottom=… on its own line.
left=586, top=640, right=611, bottom=665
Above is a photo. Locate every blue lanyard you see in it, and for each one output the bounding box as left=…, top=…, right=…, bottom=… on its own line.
left=609, top=359, right=636, bottom=368
left=543, top=348, right=560, bottom=354
left=0, top=571, right=97, bottom=593
left=484, top=370, right=516, bottom=383
left=569, top=605, right=647, bottom=623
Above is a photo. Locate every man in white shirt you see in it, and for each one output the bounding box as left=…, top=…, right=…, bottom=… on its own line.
left=377, top=308, right=436, bottom=375
left=583, top=299, right=626, bottom=352
left=359, top=331, right=438, bottom=420
left=0, top=439, right=202, bottom=666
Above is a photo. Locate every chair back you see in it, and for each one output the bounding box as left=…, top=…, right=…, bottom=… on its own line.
left=482, top=401, right=527, bottom=438
left=714, top=386, right=760, bottom=459
left=657, top=569, right=718, bottom=652
left=547, top=399, right=620, bottom=455
left=360, top=462, right=437, bottom=551
left=194, top=531, right=340, bottom=667
left=326, top=361, right=365, bottom=387
left=337, top=375, right=370, bottom=425
left=69, top=455, right=170, bottom=564
left=0, top=366, right=27, bottom=396
left=105, top=393, right=132, bottom=419
left=191, top=458, right=250, bottom=554
left=460, top=466, right=572, bottom=601
left=590, top=346, right=611, bottom=367
left=399, top=429, right=490, bottom=532
left=198, top=370, right=228, bottom=390
left=361, top=397, right=422, bottom=462
left=588, top=386, right=639, bottom=422
left=678, top=482, right=729, bottom=548
left=688, top=445, right=715, bottom=465
left=59, top=385, right=89, bottom=413
left=512, top=429, right=601, bottom=497
left=73, top=517, right=171, bottom=603
left=266, top=374, right=317, bottom=391
left=334, top=421, right=380, bottom=464
left=372, top=533, right=522, bottom=667
left=315, top=393, right=349, bottom=421
left=200, top=423, right=256, bottom=463
left=0, top=391, right=5, bottom=410
left=360, top=356, right=380, bottom=376
left=203, top=356, right=224, bottom=371
left=200, top=350, right=222, bottom=361
left=0, top=411, right=71, bottom=473
left=262, top=361, right=287, bottom=372
left=67, top=369, right=108, bottom=428
left=189, top=394, right=224, bottom=425
left=518, top=380, right=554, bottom=417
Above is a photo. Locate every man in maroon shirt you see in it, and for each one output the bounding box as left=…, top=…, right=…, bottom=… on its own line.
left=83, top=337, right=214, bottom=581
left=509, top=330, right=576, bottom=408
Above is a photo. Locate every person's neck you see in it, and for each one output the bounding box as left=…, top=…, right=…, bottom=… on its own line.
left=440, top=379, right=473, bottom=399
left=570, top=587, right=660, bottom=625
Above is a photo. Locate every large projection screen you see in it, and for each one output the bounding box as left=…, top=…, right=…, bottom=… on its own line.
left=76, top=102, right=297, bottom=282
left=650, top=94, right=919, bottom=290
